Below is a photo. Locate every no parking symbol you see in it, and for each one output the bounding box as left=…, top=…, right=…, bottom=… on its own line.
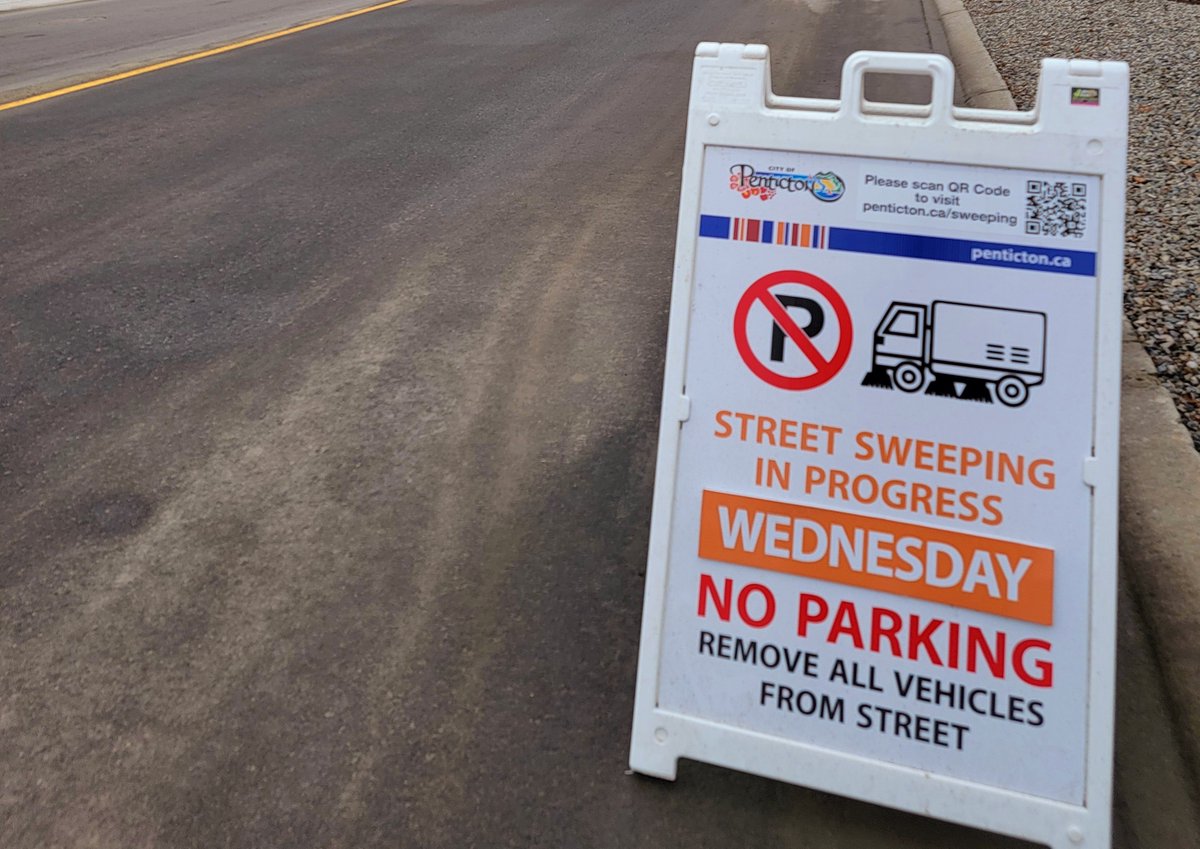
left=732, top=269, right=853, bottom=390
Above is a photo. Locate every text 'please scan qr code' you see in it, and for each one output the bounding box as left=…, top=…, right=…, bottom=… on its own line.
left=1024, top=180, right=1087, bottom=238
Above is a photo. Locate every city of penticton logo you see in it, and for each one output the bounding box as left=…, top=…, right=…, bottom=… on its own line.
left=729, top=164, right=846, bottom=202
left=810, top=171, right=846, bottom=202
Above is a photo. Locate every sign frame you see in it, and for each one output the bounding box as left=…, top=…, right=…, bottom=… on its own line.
left=629, top=46, right=1128, bottom=849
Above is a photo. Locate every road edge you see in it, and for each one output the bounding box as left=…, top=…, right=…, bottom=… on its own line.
left=929, top=0, right=1200, bottom=802
left=0, top=0, right=82, bottom=12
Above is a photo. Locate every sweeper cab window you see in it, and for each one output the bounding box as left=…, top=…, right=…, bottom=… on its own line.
left=884, top=309, right=920, bottom=337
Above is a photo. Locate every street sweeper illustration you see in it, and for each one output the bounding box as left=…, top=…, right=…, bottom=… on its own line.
left=861, top=301, right=1046, bottom=407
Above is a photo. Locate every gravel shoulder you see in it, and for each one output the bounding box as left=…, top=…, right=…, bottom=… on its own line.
left=963, top=0, right=1200, bottom=451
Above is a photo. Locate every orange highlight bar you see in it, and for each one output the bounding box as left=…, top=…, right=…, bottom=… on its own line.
left=698, top=490, right=1054, bottom=625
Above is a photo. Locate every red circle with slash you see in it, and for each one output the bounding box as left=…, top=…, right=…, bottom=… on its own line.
left=732, top=270, right=853, bottom=390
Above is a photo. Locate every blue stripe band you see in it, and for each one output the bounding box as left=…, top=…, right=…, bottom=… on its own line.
left=695, top=214, right=1095, bottom=276
left=827, top=227, right=1096, bottom=276
left=699, top=214, right=730, bottom=239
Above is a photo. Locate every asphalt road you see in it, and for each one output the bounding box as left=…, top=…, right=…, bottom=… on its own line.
left=0, top=0, right=400, bottom=101
left=2, top=0, right=1198, bottom=847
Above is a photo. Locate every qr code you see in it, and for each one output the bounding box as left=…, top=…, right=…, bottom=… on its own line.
left=1024, top=180, right=1087, bottom=238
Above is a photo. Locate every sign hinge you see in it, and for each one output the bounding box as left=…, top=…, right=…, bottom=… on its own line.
left=1082, top=455, right=1099, bottom=488
left=675, top=395, right=692, bottom=422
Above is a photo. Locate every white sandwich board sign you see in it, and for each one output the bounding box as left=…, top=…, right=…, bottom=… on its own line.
left=630, top=47, right=1128, bottom=849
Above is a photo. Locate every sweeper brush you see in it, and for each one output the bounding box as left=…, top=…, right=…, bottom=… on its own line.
left=861, top=367, right=894, bottom=389
left=925, top=375, right=958, bottom=399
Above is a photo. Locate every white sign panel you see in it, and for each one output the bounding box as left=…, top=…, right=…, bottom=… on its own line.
left=630, top=48, right=1128, bottom=849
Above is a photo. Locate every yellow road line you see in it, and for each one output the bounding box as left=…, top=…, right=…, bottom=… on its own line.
left=0, top=0, right=414, bottom=113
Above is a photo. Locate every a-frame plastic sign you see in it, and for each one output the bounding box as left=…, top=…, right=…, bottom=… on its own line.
left=630, top=46, right=1128, bottom=849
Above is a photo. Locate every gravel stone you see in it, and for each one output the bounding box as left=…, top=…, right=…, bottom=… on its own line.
left=964, top=0, right=1200, bottom=451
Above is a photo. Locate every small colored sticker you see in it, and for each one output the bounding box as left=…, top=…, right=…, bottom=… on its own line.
left=1071, top=87, right=1100, bottom=106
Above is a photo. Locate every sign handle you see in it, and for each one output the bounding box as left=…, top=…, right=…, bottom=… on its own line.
left=839, top=51, right=955, bottom=123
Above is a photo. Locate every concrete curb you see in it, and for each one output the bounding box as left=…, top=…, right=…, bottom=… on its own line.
left=930, top=0, right=1200, bottom=801
left=1120, top=330, right=1200, bottom=792
left=929, top=0, right=1016, bottom=109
